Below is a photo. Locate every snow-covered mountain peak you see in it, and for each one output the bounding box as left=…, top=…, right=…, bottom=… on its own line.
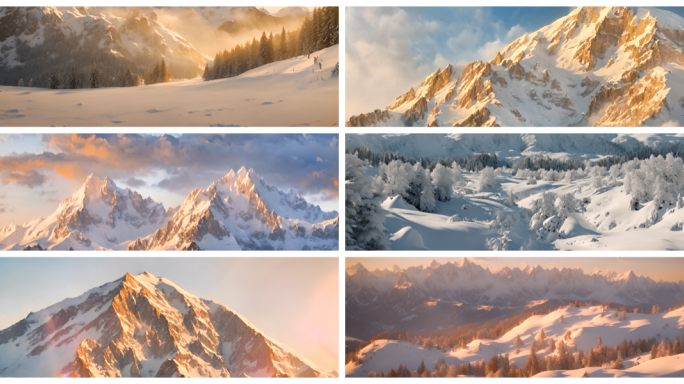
left=348, top=6, right=684, bottom=127
left=0, top=273, right=330, bottom=377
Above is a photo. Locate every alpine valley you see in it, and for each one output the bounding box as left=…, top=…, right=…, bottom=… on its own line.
left=347, top=6, right=684, bottom=127
left=0, top=272, right=334, bottom=377
left=345, top=259, right=684, bottom=378
left=0, top=167, right=339, bottom=251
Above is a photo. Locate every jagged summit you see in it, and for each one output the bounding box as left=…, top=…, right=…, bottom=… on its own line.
left=347, top=6, right=684, bottom=127
left=0, top=171, right=338, bottom=251
left=0, top=272, right=330, bottom=378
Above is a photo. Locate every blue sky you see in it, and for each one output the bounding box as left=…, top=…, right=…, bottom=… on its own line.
left=0, top=257, right=338, bottom=372
left=0, top=134, right=339, bottom=228
left=346, top=6, right=684, bottom=119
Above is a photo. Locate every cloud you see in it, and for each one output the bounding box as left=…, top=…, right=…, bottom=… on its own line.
left=1, top=170, right=46, bottom=188
left=316, top=157, right=326, bottom=162
left=1, top=134, right=339, bottom=205
left=124, top=177, right=147, bottom=188
left=345, top=8, right=530, bottom=119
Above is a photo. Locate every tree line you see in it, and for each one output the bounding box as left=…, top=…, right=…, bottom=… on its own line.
left=348, top=303, right=684, bottom=377
left=203, top=7, right=339, bottom=81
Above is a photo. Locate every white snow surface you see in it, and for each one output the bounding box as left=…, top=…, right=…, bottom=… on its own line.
left=346, top=305, right=684, bottom=377
left=0, top=45, right=338, bottom=126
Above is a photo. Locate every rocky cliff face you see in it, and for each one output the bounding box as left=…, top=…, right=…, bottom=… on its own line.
left=128, top=167, right=339, bottom=251
left=0, top=272, right=330, bottom=378
left=347, top=6, right=684, bottom=127
left=0, top=169, right=338, bottom=251
left=0, top=174, right=169, bottom=250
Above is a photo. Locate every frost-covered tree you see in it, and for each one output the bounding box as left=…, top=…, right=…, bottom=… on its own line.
left=379, top=160, right=412, bottom=199
left=609, top=164, right=621, bottom=186
left=346, top=153, right=388, bottom=250
left=419, top=169, right=436, bottom=212
left=527, top=176, right=537, bottom=185
left=555, top=193, right=578, bottom=220
left=478, top=167, right=496, bottom=191
left=89, top=62, right=102, bottom=88
left=17, top=78, right=24, bottom=86
left=431, top=163, right=454, bottom=201
left=504, top=190, right=517, bottom=207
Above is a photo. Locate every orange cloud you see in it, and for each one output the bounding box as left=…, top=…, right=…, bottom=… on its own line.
left=54, top=164, right=80, bottom=179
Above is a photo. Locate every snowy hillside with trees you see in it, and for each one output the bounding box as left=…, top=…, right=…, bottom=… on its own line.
left=346, top=134, right=684, bottom=250
left=345, top=259, right=684, bottom=377
left=0, top=6, right=338, bottom=126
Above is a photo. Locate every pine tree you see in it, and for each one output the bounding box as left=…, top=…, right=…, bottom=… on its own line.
left=202, top=63, right=210, bottom=80
left=312, top=7, right=320, bottom=51
left=345, top=153, right=389, bottom=250
left=279, top=26, right=287, bottom=60
left=159, top=59, right=171, bottom=82
left=674, top=336, right=683, bottom=355
left=267, top=31, right=275, bottom=64
left=89, top=61, right=102, bottom=88
left=17, top=78, right=24, bottom=86
left=48, top=70, right=59, bottom=89
left=650, top=344, right=657, bottom=360
left=123, top=66, right=134, bottom=87
left=525, top=342, right=540, bottom=377
left=259, top=31, right=269, bottom=66
left=67, top=66, right=78, bottom=89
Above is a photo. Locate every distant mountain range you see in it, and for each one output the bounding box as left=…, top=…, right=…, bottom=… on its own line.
left=346, top=259, right=684, bottom=339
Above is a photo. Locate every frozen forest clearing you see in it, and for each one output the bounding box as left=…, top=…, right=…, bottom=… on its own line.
left=0, top=45, right=338, bottom=127
left=346, top=134, right=684, bottom=251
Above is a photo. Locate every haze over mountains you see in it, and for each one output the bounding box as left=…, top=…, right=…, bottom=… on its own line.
left=346, top=259, right=684, bottom=340
left=0, top=272, right=333, bottom=377
left=0, top=6, right=310, bottom=85
left=0, top=167, right=339, bottom=251
left=347, top=6, right=684, bottom=127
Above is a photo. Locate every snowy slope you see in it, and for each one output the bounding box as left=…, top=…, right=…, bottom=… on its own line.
left=0, top=174, right=169, bottom=250
left=0, top=272, right=330, bottom=378
left=346, top=305, right=684, bottom=377
left=347, top=134, right=684, bottom=251
left=346, top=259, right=684, bottom=339
left=378, top=167, right=684, bottom=251
left=0, top=44, right=339, bottom=126
left=347, top=6, right=684, bottom=127
left=536, top=354, right=684, bottom=377
left=129, top=167, right=339, bottom=251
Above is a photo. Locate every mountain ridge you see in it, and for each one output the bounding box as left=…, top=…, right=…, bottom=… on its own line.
left=347, top=6, right=684, bottom=127
left=0, top=272, right=331, bottom=377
